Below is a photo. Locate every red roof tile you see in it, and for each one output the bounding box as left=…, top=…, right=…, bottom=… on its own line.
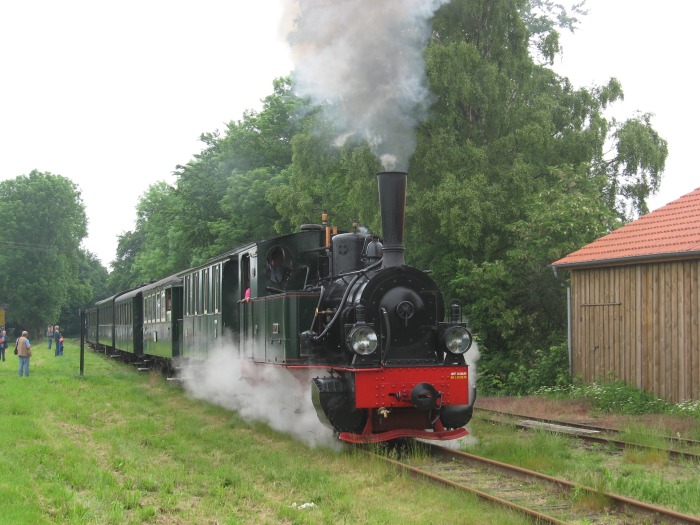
left=551, top=186, right=700, bottom=268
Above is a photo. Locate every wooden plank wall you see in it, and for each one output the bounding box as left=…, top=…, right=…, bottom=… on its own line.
left=570, top=260, right=699, bottom=403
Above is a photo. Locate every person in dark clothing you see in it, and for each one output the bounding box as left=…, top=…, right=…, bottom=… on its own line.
left=53, top=325, right=64, bottom=356
left=0, top=330, right=7, bottom=361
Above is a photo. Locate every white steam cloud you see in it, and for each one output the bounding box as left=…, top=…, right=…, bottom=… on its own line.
left=281, top=0, right=451, bottom=171
left=465, top=339, right=480, bottom=396
left=181, top=335, right=337, bottom=449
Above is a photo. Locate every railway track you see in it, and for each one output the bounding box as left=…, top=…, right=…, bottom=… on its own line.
left=474, top=407, right=700, bottom=461
left=370, top=442, right=700, bottom=524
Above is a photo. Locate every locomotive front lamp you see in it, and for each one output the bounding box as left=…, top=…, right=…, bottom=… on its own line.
left=347, top=325, right=378, bottom=355
left=443, top=326, right=472, bottom=354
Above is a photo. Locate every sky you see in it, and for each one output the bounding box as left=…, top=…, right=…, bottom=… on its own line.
left=0, top=1, right=293, bottom=267
left=1, top=1, right=696, bottom=268
left=553, top=0, right=698, bottom=212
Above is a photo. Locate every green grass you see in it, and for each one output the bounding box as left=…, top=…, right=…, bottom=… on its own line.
left=0, top=342, right=531, bottom=525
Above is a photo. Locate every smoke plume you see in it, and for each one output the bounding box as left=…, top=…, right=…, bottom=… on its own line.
left=281, top=0, right=450, bottom=171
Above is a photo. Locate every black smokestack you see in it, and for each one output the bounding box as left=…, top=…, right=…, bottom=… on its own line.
left=377, top=171, right=407, bottom=268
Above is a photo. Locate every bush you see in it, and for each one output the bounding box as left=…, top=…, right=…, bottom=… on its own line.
left=479, top=342, right=571, bottom=396
left=580, top=379, right=670, bottom=415
left=537, top=379, right=672, bottom=415
left=672, top=400, right=700, bottom=418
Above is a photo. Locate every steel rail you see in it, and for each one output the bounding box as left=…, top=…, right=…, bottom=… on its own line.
left=370, top=451, right=568, bottom=524
left=425, top=444, right=700, bottom=524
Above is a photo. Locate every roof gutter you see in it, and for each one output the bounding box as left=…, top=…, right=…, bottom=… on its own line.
left=550, top=250, right=700, bottom=271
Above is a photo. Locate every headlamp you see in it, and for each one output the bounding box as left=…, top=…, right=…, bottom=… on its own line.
left=443, top=325, right=472, bottom=354
left=346, top=325, right=378, bottom=355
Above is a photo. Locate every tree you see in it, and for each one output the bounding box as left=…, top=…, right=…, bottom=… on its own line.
left=109, top=229, right=146, bottom=293
left=0, top=170, right=88, bottom=336
left=404, top=0, right=667, bottom=390
left=210, top=167, right=287, bottom=251
left=130, top=181, right=189, bottom=283
left=59, top=250, right=110, bottom=334
left=112, top=77, right=308, bottom=284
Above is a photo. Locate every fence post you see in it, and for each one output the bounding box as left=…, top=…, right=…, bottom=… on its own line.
left=79, top=309, right=85, bottom=376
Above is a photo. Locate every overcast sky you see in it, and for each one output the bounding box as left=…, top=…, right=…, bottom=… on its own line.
left=554, top=0, right=698, bottom=212
left=0, top=1, right=292, bottom=267
left=1, top=1, right=695, bottom=268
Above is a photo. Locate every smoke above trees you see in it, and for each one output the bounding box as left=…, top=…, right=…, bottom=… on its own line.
left=280, top=0, right=451, bottom=171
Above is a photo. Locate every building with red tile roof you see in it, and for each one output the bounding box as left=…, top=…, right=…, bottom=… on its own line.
left=551, top=187, right=700, bottom=403
left=552, top=186, right=700, bottom=268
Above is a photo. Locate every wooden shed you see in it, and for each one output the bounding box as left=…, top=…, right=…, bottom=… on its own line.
left=551, top=187, right=700, bottom=403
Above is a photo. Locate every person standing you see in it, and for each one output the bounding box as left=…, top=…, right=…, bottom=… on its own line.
left=53, top=325, right=63, bottom=356
left=47, top=324, right=54, bottom=349
left=17, top=330, right=31, bottom=377
left=0, top=330, right=7, bottom=362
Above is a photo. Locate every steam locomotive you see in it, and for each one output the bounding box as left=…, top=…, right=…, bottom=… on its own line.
left=85, top=172, right=475, bottom=443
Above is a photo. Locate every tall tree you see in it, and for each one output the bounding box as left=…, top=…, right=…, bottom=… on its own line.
left=0, top=170, right=87, bottom=336
left=112, top=76, right=307, bottom=285
left=406, top=0, right=667, bottom=388
left=130, top=181, right=189, bottom=283
left=109, top=229, right=146, bottom=293
left=59, top=250, right=110, bottom=334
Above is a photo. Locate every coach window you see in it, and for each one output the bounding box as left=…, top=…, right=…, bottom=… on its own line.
left=266, top=246, right=293, bottom=284
left=184, top=276, right=189, bottom=316
left=213, top=264, right=220, bottom=313
left=165, top=289, right=171, bottom=322
left=203, top=268, right=210, bottom=314
left=194, top=272, right=200, bottom=315
left=183, top=275, right=192, bottom=315
left=189, top=274, right=194, bottom=316
left=185, top=275, right=192, bottom=316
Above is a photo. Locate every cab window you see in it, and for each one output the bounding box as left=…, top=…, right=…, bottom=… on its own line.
left=266, top=246, right=293, bottom=284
